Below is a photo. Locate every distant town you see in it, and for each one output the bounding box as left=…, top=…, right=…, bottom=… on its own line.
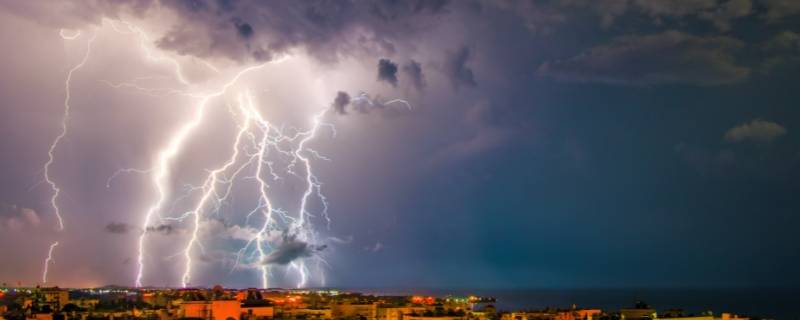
left=0, top=286, right=759, bottom=320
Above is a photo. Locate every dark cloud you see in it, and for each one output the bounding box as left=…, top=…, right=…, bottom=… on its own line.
left=538, top=31, right=750, bottom=86
left=104, top=222, right=132, bottom=234
left=233, top=18, right=254, bottom=39
left=444, top=46, right=477, bottom=89
left=261, top=233, right=326, bottom=265
left=106, top=222, right=177, bottom=235
left=377, top=59, right=399, bottom=86
left=153, top=1, right=451, bottom=63
left=146, top=224, right=177, bottom=236
left=402, top=60, right=425, bottom=91
left=331, top=91, right=351, bottom=115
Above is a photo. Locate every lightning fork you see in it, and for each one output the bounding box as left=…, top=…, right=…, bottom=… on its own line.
left=179, top=94, right=253, bottom=288
left=135, top=62, right=278, bottom=287
left=39, top=29, right=98, bottom=284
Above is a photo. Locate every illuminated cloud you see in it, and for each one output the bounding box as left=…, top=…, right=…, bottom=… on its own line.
left=202, top=219, right=258, bottom=241
left=0, top=203, right=40, bottom=230
left=724, top=119, right=787, bottom=143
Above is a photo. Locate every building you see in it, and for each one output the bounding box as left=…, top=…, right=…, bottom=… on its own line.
left=280, top=307, right=332, bottom=319
left=658, top=314, right=749, bottom=320
left=180, top=300, right=212, bottom=318
left=718, top=314, right=748, bottom=320
left=554, top=309, right=602, bottom=320
left=404, top=316, right=466, bottom=320
left=377, top=306, right=428, bottom=320
left=331, top=303, right=379, bottom=320
left=69, top=297, right=99, bottom=310
left=40, top=287, right=69, bottom=311
left=212, top=300, right=242, bottom=320
left=501, top=309, right=601, bottom=320
left=620, top=301, right=656, bottom=320
left=241, top=300, right=274, bottom=320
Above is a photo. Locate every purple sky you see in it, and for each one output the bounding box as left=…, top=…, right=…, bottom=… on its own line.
left=1, top=1, right=799, bottom=289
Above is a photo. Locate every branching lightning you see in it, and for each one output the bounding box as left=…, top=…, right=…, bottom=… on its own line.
left=43, top=19, right=410, bottom=288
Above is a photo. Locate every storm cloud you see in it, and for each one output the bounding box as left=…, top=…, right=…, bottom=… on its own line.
left=153, top=1, right=452, bottom=63
left=2, top=0, right=800, bottom=290
left=261, top=233, right=327, bottom=266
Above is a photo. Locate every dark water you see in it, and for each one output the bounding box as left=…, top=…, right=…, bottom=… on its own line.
left=354, top=288, right=799, bottom=320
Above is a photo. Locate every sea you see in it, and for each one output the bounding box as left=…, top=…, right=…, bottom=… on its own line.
left=352, top=288, right=799, bottom=320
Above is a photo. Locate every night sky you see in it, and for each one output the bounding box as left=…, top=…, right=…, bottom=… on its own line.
left=0, top=0, right=799, bottom=289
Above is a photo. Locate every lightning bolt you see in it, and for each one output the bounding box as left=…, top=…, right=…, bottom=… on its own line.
left=42, top=241, right=59, bottom=284
left=39, top=29, right=97, bottom=284
left=44, top=18, right=409, bottom=289
left=178, top=94, right=254, bottom=288
left=136, top=61, right=285, bottom=287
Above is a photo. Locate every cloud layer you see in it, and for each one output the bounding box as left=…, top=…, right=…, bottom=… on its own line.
left=538, top=31, right=750, bottom=86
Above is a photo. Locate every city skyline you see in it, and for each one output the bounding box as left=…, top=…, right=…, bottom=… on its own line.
left=0, top=0, right=799, bottom=290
